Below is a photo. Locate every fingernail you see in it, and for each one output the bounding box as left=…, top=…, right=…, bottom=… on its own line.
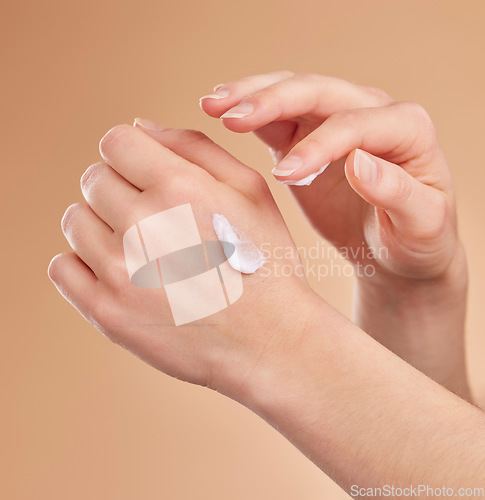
left=199, top=89, right=230, bottom=101
left=220, top=102, right=254, bottom=119
left=278, top=163, right=330, bottom=186
left=213, top=83, right=225, bottom=91
left=271, top=156, right=303, bottom=177
left=133, top=117, right=165, bottom=131
left=354, top=149, right=377, bottom=183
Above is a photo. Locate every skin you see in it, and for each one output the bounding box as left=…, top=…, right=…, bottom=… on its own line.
left=49, top=124, right=315, bottom=395
left=200, top=71, right=470, bottom=400
left=48, top=123, right=485, bottom=497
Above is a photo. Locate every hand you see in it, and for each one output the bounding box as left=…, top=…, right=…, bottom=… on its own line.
left=48, top=121, right=485, bottom=493
left=48, top=122, right=322, bottom=401
left=199, top=71, right=462, bottom=282
left=199, top=72, right=470, bottom=398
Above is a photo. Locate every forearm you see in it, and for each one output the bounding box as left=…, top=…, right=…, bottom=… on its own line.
left=353, top=244, right=471, bottom=400
left=242, top=297, right=485, bottom=495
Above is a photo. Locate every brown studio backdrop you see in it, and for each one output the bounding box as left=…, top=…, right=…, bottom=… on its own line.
left=2, top=1, right=485, bottom=498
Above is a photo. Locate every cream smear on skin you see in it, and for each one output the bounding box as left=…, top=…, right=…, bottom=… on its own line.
left=212, top=214, right=266, bottom=274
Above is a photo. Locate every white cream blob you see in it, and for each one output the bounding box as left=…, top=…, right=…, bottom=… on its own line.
left=212, top=214, right=266, bottom=274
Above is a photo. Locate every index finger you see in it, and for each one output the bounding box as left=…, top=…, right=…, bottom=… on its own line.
left=202, top=72, right=394, bottom=133
left=99, top=124, right=204, bottom=190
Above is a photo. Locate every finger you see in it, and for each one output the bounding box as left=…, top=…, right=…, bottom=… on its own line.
left=345, top=149, right=449, bottom=239
left=199, top=70, right=294, bottom=117
left=61, top=202, right=122, bottom=280
left=272, top=102, right=449, bottom=189
left=99, top=124, right=200, bottom=190
left=48, top=252, right=98, bottom=315
left=133, top=118, right=260, bottom=185
left=80, top=161, right=141, bottom=233
left=211, top=73, right=393, bottom=133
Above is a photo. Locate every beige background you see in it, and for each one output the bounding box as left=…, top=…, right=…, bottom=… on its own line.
left=2, top=1, right=485, bottom=498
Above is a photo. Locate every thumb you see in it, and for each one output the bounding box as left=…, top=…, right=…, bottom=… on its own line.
left=345, top=149, right=447, bottom=238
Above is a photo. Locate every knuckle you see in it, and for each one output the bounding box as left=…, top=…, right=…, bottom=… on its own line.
left=293, top=72, right=319, bottom=82
left=99, top=124, right=131, bottom=155
left=394, top=175, right=414, bottom=204
left=106, top=258, right=130, bottom=288
left=363, top=85, right=393, bottom=104
left=329, top=108, right=362, bottom=128
left=80, top=161, right=109, bottom=191
left=164, top=170, right=193, bottom=193
left=294, top=136, right=326, bottom=159
left=61, top=202, right=85, bottom=234
left=245, top=169, right=270, bottom=194
left=247, top=86, right=278, bottom=109
left=400, top=101, right=434, bottom=130
left=48, top=253, right=68, bottom=282
left=399, top=101, right=438, bottom=148
left=425, top=192, right=450, bottom=239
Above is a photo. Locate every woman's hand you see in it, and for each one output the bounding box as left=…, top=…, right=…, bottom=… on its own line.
left=48, top=121, right=485, bottom=494
left=199, top=72, right=470, bottom=398
left=48, top=122, right=322, bottom=402
left=199, top=71, right=460, bottom=280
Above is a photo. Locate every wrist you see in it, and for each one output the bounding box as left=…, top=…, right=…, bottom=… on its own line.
left=207, top=280, right=328, bottom=407
left=230, top=288, right=331, bottom=413
left=353, top=242, right=471, bottom=399
left=355, top=241, right=468, bottom=316
left=232, top=290, right=482, bottom=491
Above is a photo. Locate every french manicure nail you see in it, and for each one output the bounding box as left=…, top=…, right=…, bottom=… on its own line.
left=133, top=117, right=165, bottom=131
left=354, top=149, right=377, bottom=183
left=280, top=163, right=330, bottom=186
left=271, top=156, right=303, bottom=177
left=199, top=89, right=230, bottom=101
left=220, top=102, right=254, bottom=119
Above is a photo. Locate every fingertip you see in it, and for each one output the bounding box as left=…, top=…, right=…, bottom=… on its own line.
left=344, top=150, right=378, bottom=204
left=344, top=149, right=357, bottom=178
left=48, top=253, right=66, bottom=283
left=48, top=253, right=98, bottom=308
left=198, top=89, right=231, bottom=117
left=133, top=117, right=165, bottom=132
left=198, top=97, right=226, bottom=118
left=272, top=155, right=331, bottom=186
left=346, top=149, right=379, bottom=185
left=99, top=124, right=131, bottom=161
left=220, top=102, right=254, bottom=120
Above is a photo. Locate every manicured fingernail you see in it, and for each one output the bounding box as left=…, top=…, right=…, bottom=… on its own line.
left=220, top=102, right=254, bottom=119
left=271, top=156, right=303, bottom=177
left=354, top=149, right=377, bottom=183
left=213, top=83, right=225, bottom=91
left=133, top=117, right=165, bottom=131
left=279, top=163, right=330, bottom=186
left=199, top=89, right=230, bottom=101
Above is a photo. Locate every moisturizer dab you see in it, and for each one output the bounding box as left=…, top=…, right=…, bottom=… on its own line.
left=212, top=214, right=266, bottom=274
